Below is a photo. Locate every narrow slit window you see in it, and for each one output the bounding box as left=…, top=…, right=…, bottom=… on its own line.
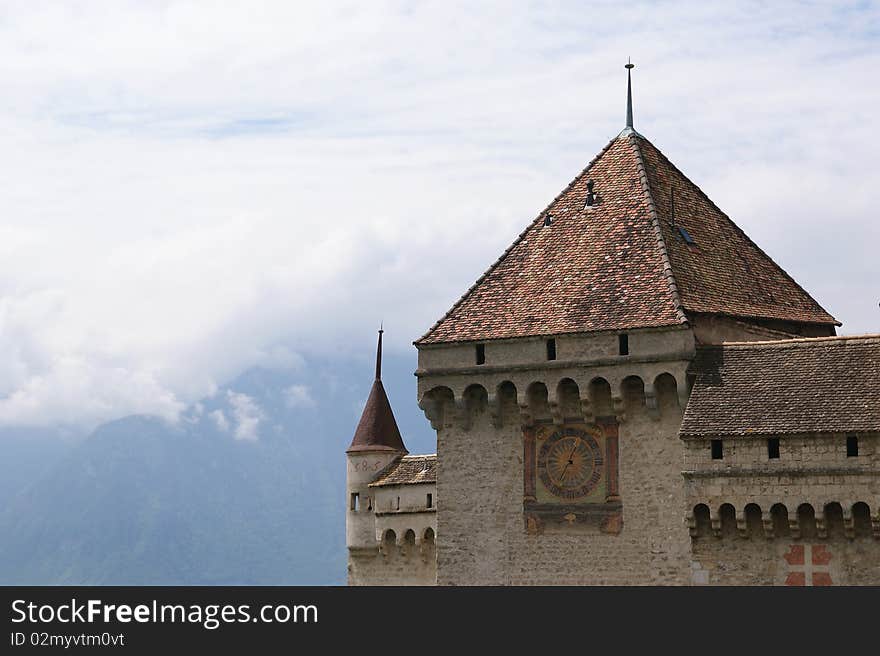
left=618, top=334, right=629, bottom=356
left=350, top=492, right=359, bottom=511
left=546, top=338, right=557, bottom=361
left=426, top=493, right=433, bottom=509
left=767, top=438, right=780, bottom=459
left=711, top=439, right=723, bottom=460
left=396, top=496, right=401, bottom=510
left=847, top=435, right=859, bottom=457
left=475, top=343, right=485, bottom=365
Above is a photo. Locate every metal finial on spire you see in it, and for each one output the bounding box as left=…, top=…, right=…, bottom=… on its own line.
left=375, top=325, right=384, bottom=380
left=625, top=57, right=635, bottom=129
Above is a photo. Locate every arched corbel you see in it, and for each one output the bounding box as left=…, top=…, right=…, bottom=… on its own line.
left=736, top=510, right=748, bottom=539
left=686, top=511, right=698, bottom=538
left=816, top=513, right=828, bottom=540
left=843, top=506, right=855, bottom=540
left=677, top=384, right=690, bottom=411
left=419, top=395, right=443, bottom=431
left=547, top=388, right=564, bottom=426
left=644, top=380, right=659, bottom=421
left=454, top=398, right=470, bottom=431
left=487, top=392, right=502, bottom=428
left=761, top=511, right=775, bottom=539
left=710, top=511, right=722, bottom=538
left=579, top=395, right=594, bottom=425
left=517, top=392, right=533, bottom=427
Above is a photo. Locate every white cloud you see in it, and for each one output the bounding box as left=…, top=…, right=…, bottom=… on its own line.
left=227, top=391, right=263, bottom=441
left=0, top=2, right=876, bottom=429
left=210, top=409, right=229, bottom=433
left=284, top=385, right=316, bottom=409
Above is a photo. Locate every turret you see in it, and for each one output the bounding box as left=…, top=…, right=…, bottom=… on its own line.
left=346, top=328, right=407, bottom=551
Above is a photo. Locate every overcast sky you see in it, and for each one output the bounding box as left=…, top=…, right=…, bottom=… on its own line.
left=0, top=1, right=877, bottom=430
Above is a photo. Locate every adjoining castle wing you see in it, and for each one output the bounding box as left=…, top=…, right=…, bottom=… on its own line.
left=682, top=335, right=880, bottom=437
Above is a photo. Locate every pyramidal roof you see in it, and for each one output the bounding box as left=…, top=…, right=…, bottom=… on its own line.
left=348, top=330, right=408, bottom=454
left=417, top=104, right=837, bottom=346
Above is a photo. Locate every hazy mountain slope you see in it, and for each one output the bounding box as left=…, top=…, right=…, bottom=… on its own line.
left=0, top=352, right=433, bottom=585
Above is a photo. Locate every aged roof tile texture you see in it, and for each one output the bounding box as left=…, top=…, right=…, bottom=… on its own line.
left=370, top=454, right=437, bottom=487
left=417, top=131, right=837, bottom=345
left=680, top=335, right=880, bottom=437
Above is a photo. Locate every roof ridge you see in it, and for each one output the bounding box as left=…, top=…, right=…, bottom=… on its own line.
left=635, top=135, right=839, bottom=327
left=629, top=134, right=688, bottom=325
left=414, top=133, right=622, bottom=345
left=702, top=333, right=880, bottom=348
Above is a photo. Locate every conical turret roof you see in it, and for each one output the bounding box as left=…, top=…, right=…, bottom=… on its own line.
left=347, top=330, right=407, bottom=454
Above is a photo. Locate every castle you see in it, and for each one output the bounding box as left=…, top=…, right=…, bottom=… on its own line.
left=345, top=65, right=880, bottom=585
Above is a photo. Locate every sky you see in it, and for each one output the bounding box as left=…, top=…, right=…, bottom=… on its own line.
left=0, top=1, right=877, bottom=430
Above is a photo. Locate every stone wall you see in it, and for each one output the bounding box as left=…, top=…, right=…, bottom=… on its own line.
left=691, top=535, right=878, bottom=585
left=433, top=375, right=690, bottom=585
left=683, top=432, right=880, bottom=584
left=348, top=540, right=437, bottom=586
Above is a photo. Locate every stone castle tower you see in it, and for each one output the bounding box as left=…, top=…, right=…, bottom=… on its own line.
left=346, top=64, right=879, bottom=585
left=346, top=329, right=437, bottom=585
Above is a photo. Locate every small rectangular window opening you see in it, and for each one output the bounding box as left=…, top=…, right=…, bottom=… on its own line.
left=475, top=343, right=485, bottom=365
left=350, top=492, right=359, bottom=511
left=847, top=435, right=859, bottom=457
left=618, top=333, right=629, bottom=356
left=678, top=226, right=695, bottom=244
left=546, top=338, right=557, bottom=361
left=426, top=493, right=433, bottom=508
left=711, top=439, right=723, bottom=460
left=396, top=496, right=401, bottom=510
left=767, top=438, right=780, bottom=459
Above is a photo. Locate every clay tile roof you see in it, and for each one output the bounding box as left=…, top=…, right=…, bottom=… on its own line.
left=637, top=137, right=837, bottom=327
left=347, top=331, right=408, bottom=454
left=680, top=335, right=880, bottom=437
left=369, top=454, right=437, bottom=487
left=417, top=131, right=837, bottom=345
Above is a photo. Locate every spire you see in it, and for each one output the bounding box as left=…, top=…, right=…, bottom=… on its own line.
left=625, top=58, right=635, bottom=129
left=347, top=328, right=407, bottom=454
left=375, top=325, right=383, bottom=380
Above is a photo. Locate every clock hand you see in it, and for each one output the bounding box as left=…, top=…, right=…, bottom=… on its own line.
left=558, top=438, right=581, bottom=482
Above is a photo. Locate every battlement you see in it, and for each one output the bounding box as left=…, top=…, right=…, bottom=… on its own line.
left=416, top=326, right=694, bottom=432
left=418, top=368, right=689, bottom=432
left=687, top=501, right=879, bottom=540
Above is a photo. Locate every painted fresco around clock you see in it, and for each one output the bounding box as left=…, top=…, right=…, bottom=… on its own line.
left=523, top=419, right=621, bottom=535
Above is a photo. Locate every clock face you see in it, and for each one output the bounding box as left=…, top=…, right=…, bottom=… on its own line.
left=537, top=427, right=604, bottom=500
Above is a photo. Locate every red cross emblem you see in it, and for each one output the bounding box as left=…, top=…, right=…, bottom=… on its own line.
left=783, top=544, right=832, bottom=586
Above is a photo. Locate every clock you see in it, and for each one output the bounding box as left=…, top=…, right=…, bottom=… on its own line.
left=537, top=427, right=604, bottom=500
left=523, top=421, right=622, bottom=534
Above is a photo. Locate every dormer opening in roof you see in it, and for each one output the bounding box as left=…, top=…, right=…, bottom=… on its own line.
left=584, top=179, right=596, bottom=209
left=669, top=188, right=695, bottom=246
left=543, top=213, right=553, bottom=227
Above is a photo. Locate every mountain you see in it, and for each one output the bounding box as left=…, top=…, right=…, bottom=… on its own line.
left=0, top=352, right=434, bottom=585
